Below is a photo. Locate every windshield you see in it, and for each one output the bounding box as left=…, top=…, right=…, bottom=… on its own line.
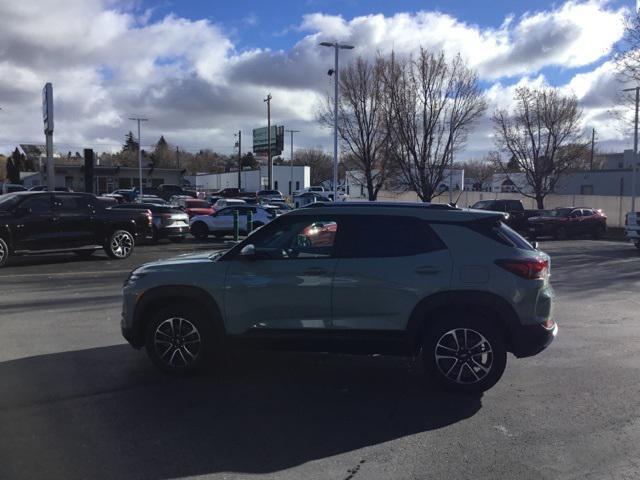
left=0, top=193, right=21, bottom=211
left=471, top=200, right=494, bottom=209
left=547, top=208, right=573, bottom=217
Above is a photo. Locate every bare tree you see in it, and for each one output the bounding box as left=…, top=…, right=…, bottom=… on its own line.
left=382, top=49, right=486, bottom=201
left=318, top=56, right=389, bottom=200
left=492, top=87, right=587, bottom=209
left=615, top=11, right=640, bottom=82
left=294, top=148, right=335, bottom=186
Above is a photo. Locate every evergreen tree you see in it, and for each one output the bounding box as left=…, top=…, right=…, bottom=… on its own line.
left=123, top=131, right=139, bottom=153
left=6, top=149, right=21, bottom=183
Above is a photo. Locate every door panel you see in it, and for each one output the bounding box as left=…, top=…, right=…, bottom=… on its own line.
left=331, top=215, right=452, bottom=331
left=222, top=214, right=341, bottom=335
left=12, top=195, right=56, bottom=251
left=53, top=195, right=97, bottom=248
left=224, top=258, right=337, bottom=334
left=332, top=250, right=452, bottom=330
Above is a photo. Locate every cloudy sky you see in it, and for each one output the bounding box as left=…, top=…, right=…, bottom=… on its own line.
left=0, top=0, right=636, bottom=159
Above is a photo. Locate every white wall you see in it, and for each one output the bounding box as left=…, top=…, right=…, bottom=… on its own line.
left=195, top=165, right=310, bottom=193
left=371, top=189, right=633, bottom=228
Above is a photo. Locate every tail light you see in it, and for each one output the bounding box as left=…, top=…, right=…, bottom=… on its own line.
left=495, top=258, right=549, bottom=280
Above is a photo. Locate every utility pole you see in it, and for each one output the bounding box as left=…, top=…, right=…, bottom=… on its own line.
left=449, top=149, right=454, bottom=204
left=129, top=117, right=148, bottom=202
left=176, top=146, right=180, bottom=169
left=623, top=87, right=639, bottom=213
left=285, top=129, right=300, bottom=196
left=590, top=128, right=595, bottom=170
left=42, top=83, right=55, bottom=191
left=320, top=41, right=354, bottom=201
left=264, top=94, right=272, bottom=189
left=236, top=130, right=242, bottom=190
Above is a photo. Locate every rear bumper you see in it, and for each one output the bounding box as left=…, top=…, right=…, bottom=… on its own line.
left=509, top=320, right=558, bottom=358
left=158, top=226, right=189, bottom=239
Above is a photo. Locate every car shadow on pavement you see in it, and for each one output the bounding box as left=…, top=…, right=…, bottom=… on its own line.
left=0, top=345, right=482, bottom=480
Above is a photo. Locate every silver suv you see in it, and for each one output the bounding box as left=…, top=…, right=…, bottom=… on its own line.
left=121, top=202, right=557, bottom=393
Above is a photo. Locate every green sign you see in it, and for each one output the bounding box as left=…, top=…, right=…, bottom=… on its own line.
left=253, top=126, right=284, bottom=155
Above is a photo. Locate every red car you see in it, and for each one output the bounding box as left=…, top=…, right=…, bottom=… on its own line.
left=301, top=221, right=338, bottom=247
left=528, top=207, right=607, bottom=240
left=181, top=199, right=214, bottom=218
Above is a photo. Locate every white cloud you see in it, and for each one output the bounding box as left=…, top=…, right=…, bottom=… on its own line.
left=0, top=0, right=631, bottom=159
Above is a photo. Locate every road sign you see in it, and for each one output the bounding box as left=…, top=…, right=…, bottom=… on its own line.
left=253, top=125, right=284, bottom=155
left=42, top=83, right=54, bottom=134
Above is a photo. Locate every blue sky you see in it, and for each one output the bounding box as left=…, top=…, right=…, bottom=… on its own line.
left=0, top=0, right=636, bottom=157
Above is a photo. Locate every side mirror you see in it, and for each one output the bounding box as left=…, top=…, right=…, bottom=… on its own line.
left=240, top=244, right=256, bottom=258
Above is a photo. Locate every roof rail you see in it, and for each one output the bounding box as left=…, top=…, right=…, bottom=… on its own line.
left=301, top=201, right=459, bottom=210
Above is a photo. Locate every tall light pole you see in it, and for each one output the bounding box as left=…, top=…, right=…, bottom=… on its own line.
left=264, top=94, right=272, bottom=189
left=285, top=129, right=300, bottom=196
left=623, top=87, right=639, bottom=213
left=129, top=117, right=148, bottom=202
left=320, top=41, right=354, bottom=201
left=235, top=130, right=242, bottom=189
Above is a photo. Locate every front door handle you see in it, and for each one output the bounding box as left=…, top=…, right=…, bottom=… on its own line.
left=304, top=268, right=327, bottom=275
left=415, top=265, right=441, bottom=275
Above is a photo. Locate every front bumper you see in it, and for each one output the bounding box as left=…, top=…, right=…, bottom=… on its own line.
left=509, top=320, right=558, bottom=358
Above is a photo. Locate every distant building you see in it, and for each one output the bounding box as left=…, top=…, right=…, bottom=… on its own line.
left=346, top=168, right=464, bottom=199
left=596, top=149, right=640, bottom=170
left=192, top=165, right=310, bottom=194
left=20, top=165, right=184, bottom=194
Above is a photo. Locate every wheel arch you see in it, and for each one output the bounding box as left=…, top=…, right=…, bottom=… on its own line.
left=131, top=285, right=225, bottom=347
left=406, top=290, right=519, bottom=354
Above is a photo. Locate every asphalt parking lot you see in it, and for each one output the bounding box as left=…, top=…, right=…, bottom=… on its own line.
left=1, top=238, right=640, bottom=480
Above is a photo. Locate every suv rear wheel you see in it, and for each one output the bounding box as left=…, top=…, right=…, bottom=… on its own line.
left=191, top=222, right=208, bottom=240
left=145, top=304, right=213, bottom=374
left=105, top=229, right=134, bottom=259
left=423, top=315, right=507, bottom=393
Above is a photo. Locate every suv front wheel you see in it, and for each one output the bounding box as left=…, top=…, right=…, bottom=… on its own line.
left=423, top=315, right=507, bottom=393
left=145, top=305, right=214, bottom=374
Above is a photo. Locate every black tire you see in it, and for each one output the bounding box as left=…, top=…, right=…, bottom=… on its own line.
left=74, top=250, right=95, bottom=259
left=0, top=237, right=9, bottom=268
left=144, top=304, right=216, bottom=375
left=555, top=226, right=568, bottom=240
left=150, top=227, right=159, bottom=244
left=191, top=222, right=209, bottom=240
left=169, top=237, right=185, bottom=243
left=422, top=314, right=507, bottom=393
left=104, top=229, right=135, bottom=259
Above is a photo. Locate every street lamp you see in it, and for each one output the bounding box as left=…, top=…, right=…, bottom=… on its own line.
left=128, top=117, right=148, bottom=202
left=320, top=41, right=354, bottom=201
left=623, top=87, right=639, bottom=213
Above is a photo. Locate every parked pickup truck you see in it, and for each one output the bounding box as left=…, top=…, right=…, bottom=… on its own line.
left=470, top=199, right=541, bottom=231
left=0, top=191, right=153, bottom=267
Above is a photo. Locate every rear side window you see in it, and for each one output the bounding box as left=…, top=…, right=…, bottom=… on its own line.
left=338, top=215, right=446, bottom=258
left=54, top=195, right=93, bottom=212
left=466, top=219, right=535, bottom=250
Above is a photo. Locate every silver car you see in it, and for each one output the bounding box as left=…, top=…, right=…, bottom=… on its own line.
left=121, top=202, right=556, bottom=393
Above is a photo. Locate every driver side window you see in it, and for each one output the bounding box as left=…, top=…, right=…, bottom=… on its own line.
left=21, top=195, right=52, bottom=214
left=249, top=216, right=339, bottom=260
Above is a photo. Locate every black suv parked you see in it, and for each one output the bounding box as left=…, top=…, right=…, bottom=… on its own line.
left=0, top=192, right=153, bottom=267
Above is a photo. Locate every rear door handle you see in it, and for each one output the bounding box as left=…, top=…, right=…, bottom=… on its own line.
left=304, top=268, right=327, bottom=275
left=415, top=265, right=441, bottom=275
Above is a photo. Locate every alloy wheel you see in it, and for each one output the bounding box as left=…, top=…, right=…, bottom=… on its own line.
left=434, top=328, right=493, bottom=384
left=0, top=241, right=6, bottom=264
left=154, top=317, right=202, bottom=368
left=111, top=232, right=133, bottom=258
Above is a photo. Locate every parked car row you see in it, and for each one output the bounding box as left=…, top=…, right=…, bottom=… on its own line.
left=471, top=200, right=608, bottom=240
